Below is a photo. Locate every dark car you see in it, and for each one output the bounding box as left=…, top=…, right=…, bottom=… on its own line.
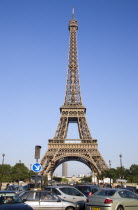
left=0, top=191, right=33, bottom=209
left=121, top=187, right=136, bottom=192
left=23, top=184, right=31, bottom=191
left=5, top=185, right=25, bottom=194
left=75, top=185, right=100, bottom=197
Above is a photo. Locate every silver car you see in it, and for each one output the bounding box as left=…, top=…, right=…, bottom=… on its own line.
left=20, top=190, right=80, bottom=210
left=45, top=185, right=88, bottom=210
left=44, top=185, right=87, bottom=203
left=85, top=188, right=138, bottom=210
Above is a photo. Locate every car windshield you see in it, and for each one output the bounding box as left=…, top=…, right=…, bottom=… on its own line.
left=6, top=186, right=18, bottom=190
left=95, top=189, right=116, bottom=196
left=77, top=186, right=91, bottom=192
left=0, top=192, right=23, bottom=204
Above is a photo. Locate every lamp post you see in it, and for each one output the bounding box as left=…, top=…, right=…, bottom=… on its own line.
left=109, top=160, right=111, bottom=187
left=1, top=153, right=5, bottom=187
left=119, top=154, right=123, bottom=179
left=34, top=145, right=41, bottom=188
left=119, top=154, right=122, bottom=167
left=2, top=153, right=5, bottom=165
left=109, top=160, right=111, bottom=169
left=29, top=164, right=32, bottom=183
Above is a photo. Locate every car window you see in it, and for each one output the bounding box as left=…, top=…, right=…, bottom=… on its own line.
left=19, top=186, right=23, bottom=191
left=95, top=190, right=116, bottom=196
left=27, top=192, right=40, bottom=201
left=7, top=186, right=16, bottom=190
left=20, top=192, right=30, bottom=199
left=92, top=188, right=99, bottom=194
left=119, top=190, right=138, bottom=199
left=52, top=188, right=61, bottom=195
left=60, top=187, right=83, bottom=196
left=45, top=188, right=52, bottom=192
left=0, top=193, right=22, bottom=204
left=77, top=186, right=90, bottom=192
left=40, top=192, right=57, bottom=201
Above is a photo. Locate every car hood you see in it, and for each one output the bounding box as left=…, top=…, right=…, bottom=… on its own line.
left=0, top=203, right=33, bottom=209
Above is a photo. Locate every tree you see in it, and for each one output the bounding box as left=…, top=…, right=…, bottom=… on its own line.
left=127, top=164, right=138, bottom=183
left=0, top=164, right=12, bottom=182
left=116, top=167, right=127, bottom=179
left=11, top=163, right=29, bottom=182
left=80, top=176, right=92, bottom=183
left=53, top=176, right=62, bottom=182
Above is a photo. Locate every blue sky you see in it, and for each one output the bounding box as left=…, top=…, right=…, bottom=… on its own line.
left=0, top=0, right=138, bottom=176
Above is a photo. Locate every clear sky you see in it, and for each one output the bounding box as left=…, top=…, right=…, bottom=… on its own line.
left=0, top=0, right=138, bottom=177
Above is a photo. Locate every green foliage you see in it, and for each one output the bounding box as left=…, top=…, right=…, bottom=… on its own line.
left=127, top=165, right=138, bottom=183
left=0, top=163, right=31, bottom=182
left=62, top=177, right=69, bottom=183
left=0, top=163, right=138, bottom=183
left=53, top=176, right=68, bottom=183
left=100, top=165, right=138, bottom=183
left=53, top=176, right=62, bottom=182
left=100, top=168, right=118, bottom=182
left=0, top=164, right=12, bottom=182
left=80, top=176, right=92, bottom=183
left=11, top=163, right=29, bottom=182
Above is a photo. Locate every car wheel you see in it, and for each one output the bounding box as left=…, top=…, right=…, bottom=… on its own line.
left=65, top=207, right=75, bottom=210
left=117, top=205, right=124, bottom=210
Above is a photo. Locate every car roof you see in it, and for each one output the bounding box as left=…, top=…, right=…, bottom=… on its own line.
left=99, top=188, right=134, bottom=192
left=76, top=185, right=98, bottom=187
left=45, top=185, right=76, bottom=188
left=0, top=191, right=18, bottom=193
left=21, top=190, right=52, bottom=193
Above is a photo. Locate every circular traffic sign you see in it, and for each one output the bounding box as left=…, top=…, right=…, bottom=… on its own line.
left=32, top=163, right=42, bottom=172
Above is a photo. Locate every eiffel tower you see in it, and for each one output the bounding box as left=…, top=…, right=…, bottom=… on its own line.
left=41, top=11, right=108, bottom=177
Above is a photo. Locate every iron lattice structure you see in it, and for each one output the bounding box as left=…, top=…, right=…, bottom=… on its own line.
left=41, top=13, right=108, bottom=176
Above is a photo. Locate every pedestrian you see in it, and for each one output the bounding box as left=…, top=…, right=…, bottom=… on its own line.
left=0, top=181, right=2, bottom=190
left=6, top=183, right=9, bottom=187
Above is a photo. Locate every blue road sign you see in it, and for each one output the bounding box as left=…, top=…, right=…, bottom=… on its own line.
left=32, top=163, right=42, bottom=172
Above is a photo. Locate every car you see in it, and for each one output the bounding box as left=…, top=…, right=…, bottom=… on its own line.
left=44, top=185, right=88, bottom=210
left=75, top=185, right=100, bottom=197
left=5, top=185, right=25, bottom=194
left=19, top=190, right=80, bottom=210
left=121, top=187, right=136, bottom=193
left=44, top=185, right=87, bottom=202
left=0, top=191, right=33, bottom=209
left=23, top=184, right=31, bottom=191
left=85, top=188, right=138, bottom=210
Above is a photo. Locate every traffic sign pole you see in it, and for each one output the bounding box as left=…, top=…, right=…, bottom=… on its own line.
left=32, top=162, right=42, bottom=189
left=34, top=145, right=41, bottom=189
left=35, top=160, right=38, bottom=189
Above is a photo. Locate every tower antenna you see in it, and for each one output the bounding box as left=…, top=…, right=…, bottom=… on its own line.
left=72, top=8, right=74, bottom=19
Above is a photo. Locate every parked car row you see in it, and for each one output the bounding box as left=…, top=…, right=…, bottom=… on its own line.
left=1, top=184, right=138, bottom=210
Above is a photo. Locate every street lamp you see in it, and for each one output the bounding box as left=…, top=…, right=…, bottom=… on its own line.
left=109, top=160, right=112, bottom=187
left=109, top=160, right=111, bottom=169
left=1, top=153, right=5, bottom=183
left=119, top=154, right=123, bottom=179
left=2, top=153, right=5, bottom=165
left=34, top=145, right=41, bottom=188
left=119, top=154, right=122, bottom=168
